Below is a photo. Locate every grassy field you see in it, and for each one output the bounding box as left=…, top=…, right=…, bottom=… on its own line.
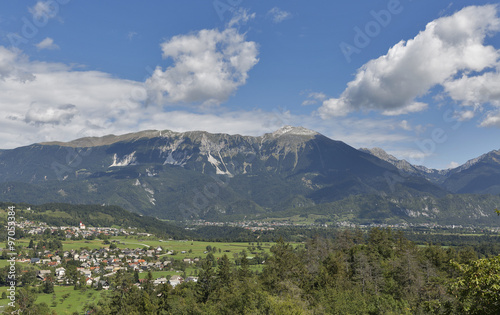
left=14, top=236, right=277, bottom=257
left=112, top=237, right=275, bottom=259
left=35, top=285, right=107, bottom=314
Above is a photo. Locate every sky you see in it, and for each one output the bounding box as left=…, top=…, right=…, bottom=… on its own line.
left=0, top=0, right=500, bottom=170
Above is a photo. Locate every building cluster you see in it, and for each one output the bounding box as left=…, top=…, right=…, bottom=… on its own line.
left=10, top=220, right=199, bottom=289
left=15, top=219, right=135, bottom=238
left=16, top=244, right=199, bottom=289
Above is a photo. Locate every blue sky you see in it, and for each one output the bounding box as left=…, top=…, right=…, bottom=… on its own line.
left=0, top=0, right=500, bottom=170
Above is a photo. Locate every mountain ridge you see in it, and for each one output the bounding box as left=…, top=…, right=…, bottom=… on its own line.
left=0, top=126, right=499, bottom=225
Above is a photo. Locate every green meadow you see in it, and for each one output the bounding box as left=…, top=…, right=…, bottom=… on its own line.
left=15, top=235, right=278, bottom=256
left=34, top=285, right=108, bottom=315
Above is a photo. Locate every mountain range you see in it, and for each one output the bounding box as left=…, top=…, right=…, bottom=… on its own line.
left=1, top=126, right=499, bottom=225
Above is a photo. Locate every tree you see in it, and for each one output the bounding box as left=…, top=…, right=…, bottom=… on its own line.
left=43, top=278, right=55, bottom=294
left=143, top=270, right=154, bottom=294
left=449, top=255, right=500, bottom=314
left=217, top=254, right=232, bottom=286
left=238, top=252, right=251, bottom=279
left=156, top=283, right=171, bottom=313
left=134, top=269, right=140, bottom=284
left=197, top=258, right=216, bottom=303
left=262, top=238, right=304, bottom=293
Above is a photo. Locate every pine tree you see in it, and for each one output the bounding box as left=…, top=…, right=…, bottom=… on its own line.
left=134, top=269, right=140, bottom=284
left=197, top=258, right=215, bottom=303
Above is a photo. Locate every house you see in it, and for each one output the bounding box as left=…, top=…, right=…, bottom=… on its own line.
left=86, top=277, right=93, bottom=286
left=30, top=258, right=40, bottom=264
left=169, top=275, right=183, bottom=288
left=55, top=267, right=65, bottom=277
left=153, top=277, right=168, bottom=286
left=185, top=276, right=198, bottom=283
left=98, top=280, right=110, bottom=290
left=80, top=270, right=92, bottom=278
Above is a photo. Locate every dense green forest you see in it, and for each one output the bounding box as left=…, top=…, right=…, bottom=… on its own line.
left=5, top=228, right=500, bottom=314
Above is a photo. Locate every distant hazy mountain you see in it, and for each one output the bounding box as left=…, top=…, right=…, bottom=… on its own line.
left=0, top=126, right=499, bottom=225
left=360, top=147, right=500, bottom=195
left=358, top=147, right=450, bottom=184
left=442, top=150, right=500, bottom=194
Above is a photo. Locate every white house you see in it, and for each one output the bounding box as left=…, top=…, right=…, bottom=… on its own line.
left=55, top=267, right=65, bottom=277
left=153, top=277, right=168, bottom=286
left=169, top=275, right=183, bottom=287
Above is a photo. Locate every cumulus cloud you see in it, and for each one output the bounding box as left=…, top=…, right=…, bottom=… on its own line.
left=267, top=7, right=292, bottom=24
left=25, top=104, right=77, bottom=125
left=36, top=37, right=59, bottom=50
left=319, top=5, right=500, bottom=118
left=146, top=28, right=259, bottom=106
left=0, top=46, right=146, bottom=145
left=443, top=71, right=500, bottom=108
left=480, top=111, right=500, bottom=127
left=0, top=47, right=35, bottom=82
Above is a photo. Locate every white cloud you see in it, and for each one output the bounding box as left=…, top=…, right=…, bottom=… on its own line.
left=443, top=71, right=500, bottom=108
left=447, top=161, right=460, bottom=169
left=29, top=1, right=59, bottom=20
left=480, top=110, right=500, bottom=127
left=399, top=120, right=412, bottom=131
left=0, top=47, right=146, bottom=146
left=228, top=8, right=256, bottom=28
left=320, top=5, right=500, bottom=118
left=36, top=37, right=59, bottom=50
left=24, top=103, right=77, bottom=125
left=145, top=28, right=259, bottom=106
left=455, top=110, right=475, bottom=121
left=319, top=98, right=351, bottom=117
left=267, top=7, right=292, bottom=24
left=302, top=92, right=327, bottom=105
left=382, top=102, right=428, bottom=116
left=0, top=46, right=35, bottom=82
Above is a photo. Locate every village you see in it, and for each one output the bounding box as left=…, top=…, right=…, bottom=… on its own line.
left=6, top=219, right=204, bottom=290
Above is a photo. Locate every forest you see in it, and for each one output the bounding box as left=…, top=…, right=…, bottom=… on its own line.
left=5, top=228, right=500, bottom=314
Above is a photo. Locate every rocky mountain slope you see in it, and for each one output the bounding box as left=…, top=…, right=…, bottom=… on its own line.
left=0, top=126, right=498, bottom=225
